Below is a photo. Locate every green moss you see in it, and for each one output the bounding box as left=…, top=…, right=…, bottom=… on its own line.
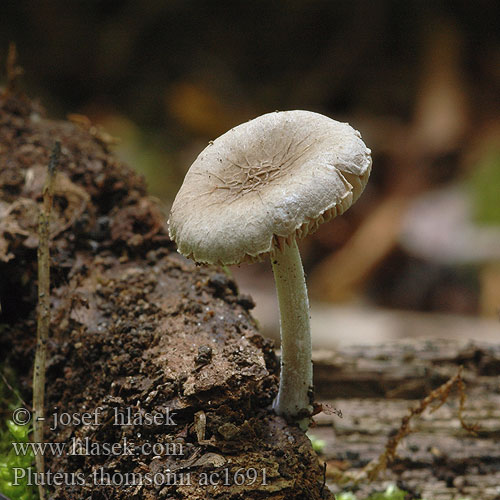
left=0, top=368, right=37, bottom=499
left=336, top=485, right=414, bottom=500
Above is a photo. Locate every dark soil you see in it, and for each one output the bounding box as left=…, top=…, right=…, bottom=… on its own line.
left=0, top=90, right=331, bottom=499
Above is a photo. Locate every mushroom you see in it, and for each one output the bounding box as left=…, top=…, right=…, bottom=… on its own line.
left=168, top=110, right=371, bottom=429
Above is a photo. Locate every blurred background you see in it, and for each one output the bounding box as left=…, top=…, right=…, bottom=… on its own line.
left=1, top=0, right=499, bottom=345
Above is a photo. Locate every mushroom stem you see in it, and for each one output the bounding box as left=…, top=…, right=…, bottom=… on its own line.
left=271, top=238, right=313, bottom=429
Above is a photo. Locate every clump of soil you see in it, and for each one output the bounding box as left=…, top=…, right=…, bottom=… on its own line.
left=0, top=89, right=332, bottom=499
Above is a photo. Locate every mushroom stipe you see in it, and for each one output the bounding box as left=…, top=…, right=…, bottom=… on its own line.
left=168, top=110, right=371, bottom=430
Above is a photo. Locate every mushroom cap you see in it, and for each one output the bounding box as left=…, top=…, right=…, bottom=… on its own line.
left=168, top=110, right=371, bottom=265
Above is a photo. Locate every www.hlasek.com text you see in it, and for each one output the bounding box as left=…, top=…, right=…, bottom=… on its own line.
left=12, top=436, right=184, bottom=457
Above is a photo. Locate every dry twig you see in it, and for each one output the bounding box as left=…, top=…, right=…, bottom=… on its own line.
left=4, top=43, right=24, bottom=93
left=329, top=366, right=478, bottom=485
left=33, top=142, right=60, bottom=500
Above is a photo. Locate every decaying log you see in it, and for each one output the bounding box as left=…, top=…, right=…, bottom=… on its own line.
left=312, top=340, right=500, bottom=500
left=0, top=91, right=331, bottom=499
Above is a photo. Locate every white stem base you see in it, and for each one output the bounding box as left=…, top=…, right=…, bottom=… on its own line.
left=271, top=239, right=313, bottom=429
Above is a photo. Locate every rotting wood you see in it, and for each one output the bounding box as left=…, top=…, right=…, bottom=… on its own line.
left=312, top=340, right=500, bottom=500
left=0, top=91, right=332, bottom=499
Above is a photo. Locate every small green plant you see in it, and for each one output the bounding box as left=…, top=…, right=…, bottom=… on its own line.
left=336, top=485, right=411, bottom=500
left=0, top=366, right=37, bottom=500
left=0, top=419, right=36, bottom=499
left=308, top=433, right=326, bottom=453
left=336, top=486, right=473, bottom=500
left=336, top=492, right=358, bottom=500
left=366, top=484, right=408, bottom=500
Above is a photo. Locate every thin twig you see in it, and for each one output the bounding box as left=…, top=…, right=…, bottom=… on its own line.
left=5, top=42, right=24, bottom=93
left=329, top=366, right=478, bottom=486
left=0, top=371, right=30, bottom=409
left=33, top=142, right=60, bottom=500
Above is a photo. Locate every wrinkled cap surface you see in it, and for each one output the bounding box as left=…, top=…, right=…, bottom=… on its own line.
left=168, top=110, right=371, bottom=265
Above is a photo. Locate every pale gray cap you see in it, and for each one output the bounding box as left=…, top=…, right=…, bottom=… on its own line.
left=168, top=110, right=372, bottom=265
